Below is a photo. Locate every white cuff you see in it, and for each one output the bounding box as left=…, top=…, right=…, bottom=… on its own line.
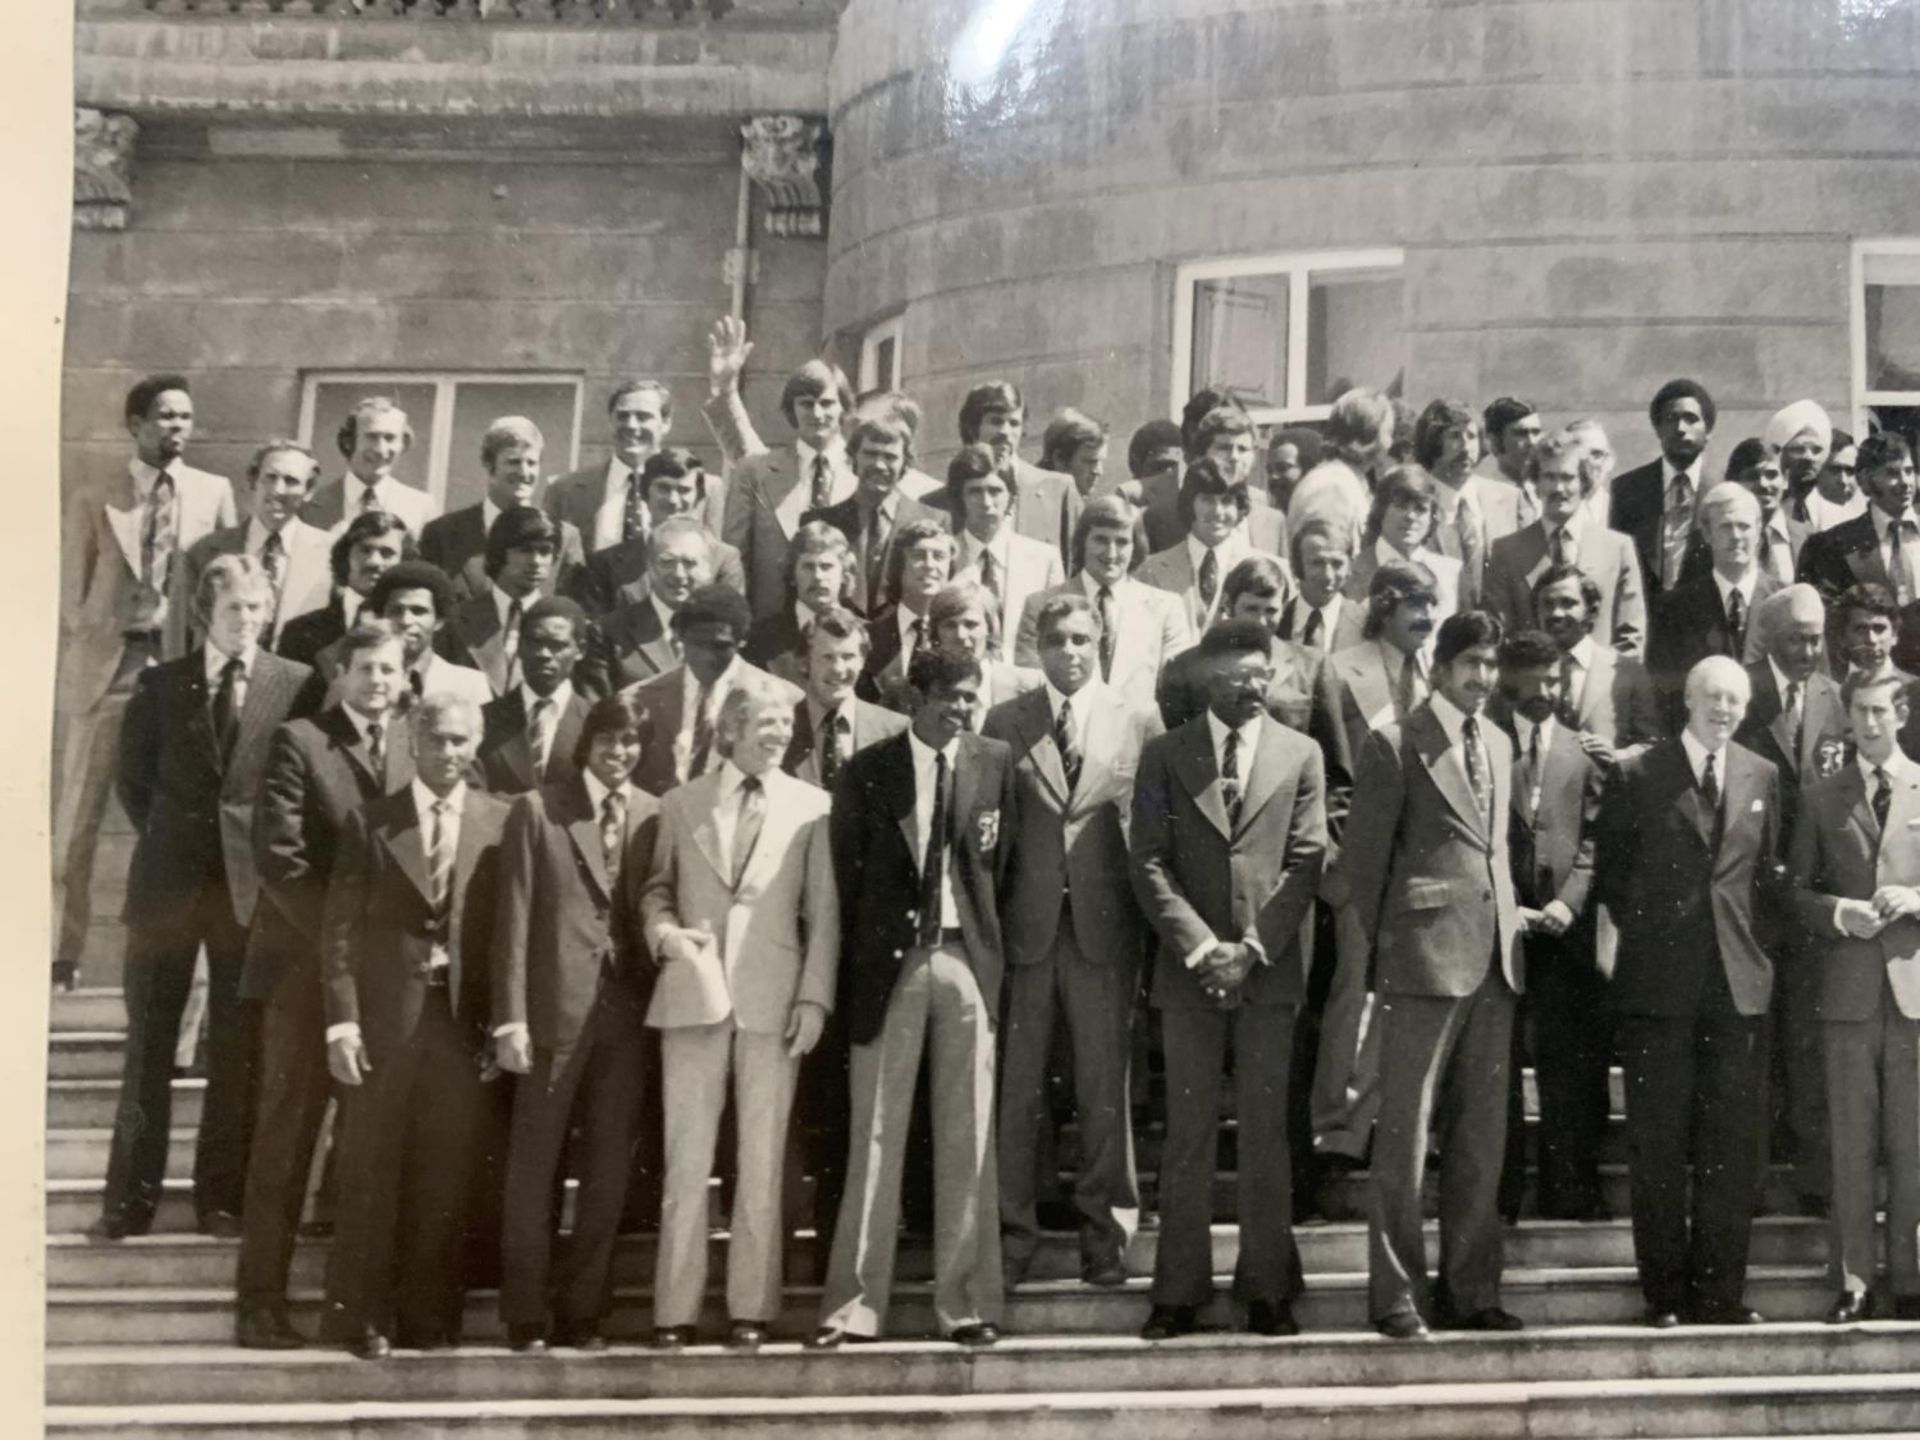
left=325, top=1022, right=360, bottom=1044
left=1242, top=933, right=1269, bottom=966
left=492, top=1021, right=529, bottom=1040
left=1834, top=901, right=1850, bottom=936
left=1182, top=939, right=1218, bottom=971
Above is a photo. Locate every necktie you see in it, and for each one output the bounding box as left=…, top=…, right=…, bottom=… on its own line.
left=527, top=697, right=553, bottom=773
left=1055, top=696, right=1083, bottom=795
left=1725, top=587, right=1747, bottom=653
left=503, top=598, right=524, bottom=686
left=1462, top=716, right=1492, bottom=824
left=1455, top=499, right=1481, bottom=581
left=917, top=751, right=950, bottom=947
left=1784, top=681, right=1804, bottom=772
left=731, top=775, right=765, bottom=888
left=810, top=454, right=833, bottom=511
left=623, top=470, right=647, bottom=545
left=1757, top=524, right=1779, bottom=581
left=1701, top=751, right=1721, bottom=810
left=1197, top=547, right=1220, bottom=614
left=142, top=470, right=176, bottom=593
left=366, top=719, right=385, bottom=780
left=1525, top=723, right=1542, bottom=823
left=1557, top=652, right=1579, bottom=726
left=978, top=548, right=1001, bottom=606
left=689, top=682, right=716, bottom=778
left=260, top=528, right=286, bottom=593
left=908, top=616, right=926, bottom=662
left=1221, top=728, right=1243, bottom=830
left=359, top=482, right=382, bottom=516
left=1552, top=526, right=1575, bottom=568
left=1665, top=475, right=1693, bottom=587
left=1096, top=585, right=1117, bottom=681
left=1873, top=766, right=1892, bottom=833
left=212, top=656, right=243, bottom=759
left=1891, top=520, right=1910, bottom=605
left=864, top=506, right=892, bottom=606
left=600, top=790, right=626, bottom=882
left=428, top=798, right=454, bottom=913
left=820, top=708, right=850, bottom=791
left=1300, top=604, right=1323, bottom=651
left=1396, top=652, right=1420, bottom=720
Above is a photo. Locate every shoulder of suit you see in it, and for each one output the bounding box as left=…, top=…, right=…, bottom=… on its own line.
left=176, top=462, right=233, bottom=493
left=1728, top=737, right=1778, bottom=779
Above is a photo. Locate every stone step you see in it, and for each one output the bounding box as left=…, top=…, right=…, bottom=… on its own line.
left=43, top=1216, right=1841, bottom=1291
left=51, top=990, right=131, bottom=1034
left=50, top=1078, right=205, bottom=1131
left=43, top=1264, right=1836, bottom=1346
left=49, top=1034, right=134, bottom=1081
left=42, top=1325, right=1920, bottom=1409
left=47, top=1130, right=196, bottom=1182
left=45, top=1371, right=1920, bottom=1439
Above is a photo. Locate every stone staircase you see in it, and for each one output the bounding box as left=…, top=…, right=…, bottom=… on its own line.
left=43, top=982, right=1920, bottom=1438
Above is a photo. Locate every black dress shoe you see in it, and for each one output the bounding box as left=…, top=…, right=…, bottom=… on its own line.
left=556, top=1329, right=607, bottom=1353
left=1826, top=1290, right=1875, bottom=1324
left=197, top=1210, right=243, bottom=1239
left=87, top=1211, right=151, bottom=1242
left=235, top=1306, right=307, bottom=1350
left=1644, top=1308, right=1681, bottom=1330
left=653, top=1325, right=696, bottom=1350
left=1690, top=1303, right=1765, bottom=1326
left=1140, top=1305, right=1197, bottom=1341
left=1082, top=1255, right=1128, bottom=1288
left=1245, top=1301, right=1299, bottom=1337
left=949, top=1322, right=999, bottom=1347
left=507, top=1324, right=548, bottom=1353
left=1375, top=1311, right=1430, bottom=1340
left=1795, top=1192, right=1831, bottom=1219
left=352, top=1327, right=392, bottom=1361
left=727, top=1321, right=768, bottom=1349
left=1442, top=1306, right=1524, bottom=1332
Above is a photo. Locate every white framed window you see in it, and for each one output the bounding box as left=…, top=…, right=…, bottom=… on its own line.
left=858, top=314, right=905, bottom=394
left=1852, top=239, right=1920, bottom=442
left=1172, top=249, right=1406, bottom=426
left=297, top=372, right=585, bottom=513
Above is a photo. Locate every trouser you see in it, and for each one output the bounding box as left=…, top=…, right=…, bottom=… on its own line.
left=1369, top=965, right=1517, bottom=1323
left=1289, top=901, right=1340, bottom=1197
left=820, top=943, right=1001, bottom=1338
left=50, top=642, right=152, bottom=972
left=654, top=1023, right=800, bottom=1327
left=103, top=881, right=254, bottom=1223
left=173, top=951, right=211, bottom=1070
left=1822, top=992, right=1920, bottom=1300
left=998, top=921, right=1140, bottom=1273
left=1524, top=927, right=1612, bottom=1217
left=1768, top=943, right=1830, bottom=1202
left=323, top=989, right=490, bottom=1341
left=1151, top=999, right=1303, bottom=1309
left=1312, top=906, right=1380, bottom=1160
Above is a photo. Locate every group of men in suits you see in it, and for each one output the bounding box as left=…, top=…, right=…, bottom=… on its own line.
left=59, top=351, right=1920, bottom=1359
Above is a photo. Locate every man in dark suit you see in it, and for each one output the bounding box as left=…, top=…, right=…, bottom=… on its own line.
left=583, top=516, right=714, bottom=692
left=319, top=692, right=509, bottom=1357
left=806, top=414, right=948, bottom=617
left=568, top=447, right=746, bottom=615
left=1277, top=517, right=1365, bottom=654
left=478, top=597, right=593, bottom=795
left=1496, top=629, right=1608, bottom=1221
left=1788, top=673, right=1920, bottom=1322
left=492, top=692, right=661, bottom=1352
left=1607, top=378, right=1716, bottom=601
left=987, top=594, right=1161, bottom=1291
left=235, top=619, right=414, bottom=1348
left=548, top=380, right=725, bottom=556
left=417, top=417, right=587, bottom=601
left=1596, top=655, right=1783, bottom=1326
left=814, top=649, right=1018, bottom=1347
left=1679, top=439, right=1808, bottom=589
left=1799, top=432, right=1919, bottom=607
left=1342, top=611, right=1525, bottom=1338
left=857, top=520, right=955, bottom=704
left=742, top=519, right=857, bottom=682
left=93, top=555, right=324, bottom=1241
left=276, top=510, right=414, bottom=673
left=954, top=380, right=1083, bottom=565
left=1647, top=483, right=1777, bottom=728
left=441, top=507, right=572, bottom=696
left=1131, top=620, right=1327, bottom=1339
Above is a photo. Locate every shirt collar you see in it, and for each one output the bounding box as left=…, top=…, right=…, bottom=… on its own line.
left=242, top=516, right=279, bottom=555
left=410, top=777, right=466, bottom=820
left=907, top=725, right=959, bottom=769
left=581, top=768, right=630, bottom=813
left=1427, top=688, right=1475, bottom=747
left=796, top=436, right=846, bottom=473
left=964, top=529, right=1008, bottom=566
left=522, top=678, right=571, bottom=716
left=1872, top=502, right=1918, bottom=538
left=1663, top=457, right=1703, bottom=492
left=1567, top=634, right=1597, bottom=670
left=1713, top=568, right=1758, bottom=605
left=1768, top=657, right=1804, bottom=702
left=492, top=582, right=530, bottom=632
left=1679, top=728, right=1726, bottom=779
left=205, top=641, right=256, bottom=681
left=1187, top=530, right=1245, bottom=571
left=1859, top=749, right=1915, bottom=784
left=1045, top=677, right=1101, bottom=725
left=1515, top=711, right=1556, bottom=754
left=649, top=590, right=680, bottom=637
left=1080, top=569, right=1123, bottom=601
left=808, top=692, right=852, bottom=732
left=1204, top=705, right=1263, bottom=756
left=129, top=457, right=174, bottom=500
left=338, top=701, right=382, bottom=741
left=683, top=656, right=739, bottom=703
left=341, top=590, right=364, bottom=627
left=348, top=475, right=387, bottom=508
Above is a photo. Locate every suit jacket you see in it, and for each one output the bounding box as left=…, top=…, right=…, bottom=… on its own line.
left=1344, top=544, right=1464, bottom=625
left=857, top=604, right=925, bottom=703
left=1326, top=638, right=1427, bottom=767
left=1595, top=737, right=1783, bottom=1018
left=1507, top=719, right=1601, bottom=918
left=417, top=502, right=587, bottom=603
left=1735, top=662, right=1849, bottom=840
left=320, top=785, right=508, bottom=1061
left=492, top=777, right=661, bottom=1081
left=1469, top=472, right=1538, bottom=547
left=244, top=705, right=416, bottom=1001
left=1340, top=704, right=1524, bottom=997
left=1609, top=458, right=1683, bottom=600
left=1012, top=577, right=1193, bottom=716
left=721, top=443, right=857, bottom=622
left=1276, top=593, right=1366, bottom=655
left=878, top=659, right=1041, bottom=727
left=1140, top=487, right=1287, bottom=561
left=567, top=531, right=746, bottom=618
left=322, top=648, right=494, bottom=713
left=276, top=594, right=351, bottom=672
left=57, top=461, right=237, bottom=718
left=782, top=696, right=909, bottom=788
left=1647, top=572, right=1778, bottom=713
left=478, top=686, right=590, bottom=795
left=625, top=662, right=804, bottom=797
left=182, top=519, right=333, bottom=645
left=581, top=595, right=676, bottom=695
left=440, top=592, right=518, bottom=695
left=639, top=767, right=839, bottom=1032
left=1129, top=713, right=1327, bottom=1007
left=953, top=531, right=1064, bottom=653
left=1681, top=515, right=1806, bottom=589
left=744, top=605, right=813, bottom=674
left=1797, top=508, right=1895, bottom=603
left=547, top=460, right=731, bottom=557
left=119, top=649, right=324, bottom=932
left=828, top=730, right=1018, bottom=1046
left=1789, top=763, right=1920, bottom=1022
left=1566, top=644, right=1665, bottom=750
left=985, top=685, right=1160, bottom=970
left=300, top=476, right=439, bottom=536
left=1137, top=539, right=1290, bottom=637
left=1007, top=457, right=1086, bottom=563
left=1482, top=517, right=1649, bottom=657
left=806, top=491, right=949, bottom=615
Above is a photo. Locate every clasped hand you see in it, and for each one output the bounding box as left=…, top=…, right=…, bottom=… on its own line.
left=1198, top=942, right=1255, bottom=1008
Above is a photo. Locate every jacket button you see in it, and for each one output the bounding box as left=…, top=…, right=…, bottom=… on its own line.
left=893, top=949, right=904, bottom=959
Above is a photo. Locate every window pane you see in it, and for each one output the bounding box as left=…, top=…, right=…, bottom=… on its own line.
left=306, top=380, right=440, bottom=496
left=1867, top=284, right=1920, bottom=393
left=447, top=380, right=581, bottom=514
left=1307, top=267, right=1404, bottom=406
left=1191, top=275, right=1289, bottom=409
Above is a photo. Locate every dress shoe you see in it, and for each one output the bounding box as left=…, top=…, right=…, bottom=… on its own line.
left=1441, top=1307, right=1524, bottom=1333
left=949, top=1322, right=999, bottom=1347
left=352, top=1327, right=392, bottom=1361
left=554, top=1327, right=607, bottom=1353
left=1081, top=1254, right=1128, bottom=1288
left=727, top=1321, right=768, bottom=1349
left=197, top=1210, right=243, bottom=1239
left=507, top=1324, right=548, bottom=1353
left=1795, top=1192, right=1831, bottom=1219
left=1644, top=1308, right=1682, bottom=1330
left=1893, top=1295, right=1920, bottom=1321
left=1375, top=1311, right=1430, bottom=1340
left=653, top=1326, right=696, bottom=1350
left=1245, top=1301, right=1299, bottom=1337
left=1035, top=1200, right=1079, bottom=1231
left=52, top=960, right=78, bottom=992
left=1140, top=1305, right=1197, bottom=1341
left=235, top=1306, right=306, bottom=1350
left=1689, top=1303, right=1766, bottom=1326
left=1826, top=1290, right=1876, bottom=1324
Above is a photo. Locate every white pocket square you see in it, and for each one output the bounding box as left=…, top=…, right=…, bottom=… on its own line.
left=1750, top=799, right=1765, bottom=813
left=1907, top=818, right=1920, bottom=829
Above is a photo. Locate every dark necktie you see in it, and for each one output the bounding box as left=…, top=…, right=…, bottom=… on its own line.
left=1300, top=604, right=1323, bottom=651
left=428, top=798, right=454, bottom=915
left=600, top=790, right=626, bottom=882
left=261, top=528, right=286, bottom=593
left=359, top=482, right=381, bottom=516
left=1757, top=523, right=1779, bottom=580
left=623, top=470, right=647, bottom=545
left=1096, top=585, right=1116, bottom=682
left=1873, top=766, right=1892, bottom=833
left=1221, top=728, right=1243, bottom=830
left=1701, top=751, right=1721, bottom=810
left=142, top=469, right=176, bottom=593
left=366, top=719, right=385, bottom=781
left=917, top=751, right=950, bottom=947
left=908, top=616, right=926, bottom=663
left=1197, top=546, right=1220, bottom=614
left=864, top=506, right=892, bottom=605
left=810, top=454, right=834, bottom=512
left=1055, top=696, right=1083, bottom=795
left=1396, top=652, right=1420, bottom=720
left=527, top=698, right=554, bottom=773
left=1462, top=715, right=1492, bottom=824
left=1551, top=525, right=1574, bottom=568
left=731, top=775, right=765, bottom=888
left=689, top=683, right=716, bottom=778
left=403, top=668, right=425, bottom=714
left=1557, top=652, right=1579, bottom=726
left=1784, top=681, right=1804, bottom=772
left=503, top=598, right=524, bottom=686
left=212, top=657, right=243, bottom=759
left=1524, top=724, right=1542, bottom=823
left=1725, top=587, right=1747, bottom=653
left=978, top=548, right=1001, bottom=606
left=819, top=707, right=850, bottom=791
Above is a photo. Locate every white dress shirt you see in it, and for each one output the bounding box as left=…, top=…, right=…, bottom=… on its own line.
left=1044, top=677, right=1099, bottom=752
left=906, top=728, right=963, bottom=930
left=1186, top=530, right=1249, bottom=627
left=1679, top=729, right=1729, bottom=791
left=1801, top=487, right=1867, bottom=533
left=1185, top=709, right=1267, bottom=971
left=593, top=457, right=642, bottom=554
left=712, top=759, right=763, bottom=880
left=1560, top=634, right=1597, bottom=716
left=346, top=476, right=401, bottom=517
left=521, top=678, right=573, bottom=772
left=341, top=589, right=365, bottom=629
left=204, top=641, right=256, bottom=715
left=1295, top=592, right=1345, bottom=646
left=781, top=438, right=852, bottom=535
left=1661, top=458, right=1706, bottom=589
left=1830, top=749, right=1916, bottom=933
left=1713, top=567, right=1760, bottom=622
left=1870, top=502, right=1920, bottom=600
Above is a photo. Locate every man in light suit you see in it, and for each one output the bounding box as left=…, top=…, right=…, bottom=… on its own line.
left=1798, top=433, right=1917, bottom=607
left=54, top=373, right=238, bottom=986
left=956, top=380, right=1083, bottom=564
left=568, top=447, right=745, bottom=615
left=236, top=620, right=414, bottom=1348
left=1608, top=378, right=1717, bottom=602
left=806, top=414, right=948, bottom=617
left=1138, top=457, right=1290, bottom=637
left=492, top=692, right=661, bottom=1351
left=300, top=397, right=440, bottom=536
left=183, top=440, right=332, bottom=651
left=814, top=649, right=1018, bottom=1347
left=478, top=597, right=593, bottom=795
left=547, top=380, right=723, bottom=556
left=1342, top=611, right=1525, bottom=1338
left=276, top=510, right=414, bottom=674
left=858, top=520, right=954, bottom=704
left=1412, top=399, right=1498, bottom=608
left=1013, top=494, right=1193, bottom=715
left=319, top=693, right=509, bottom=1357
left=93, top=556, right=324, bottom=1240
left=418, top=417, right=587, bottom=602
left=1647, top=483, right=1779, bottom=729
left=327, top=561, right=493, bottom=713
left=1326, top=559, right=1441, bottom=763
left=584, top=517, right=714, bottom=691
left=442, top=507, right=572, bottom=697
left=1131, top=620, right=1328, bottom=1338
left=947, top=444, right=1065, bottom=657
left=988, top=594, right=1161, bottom=1290
left=1483, top=429, right=1648, bottom=656
left=641, top=675, right=839, bottom=1348
left=1277, top=518, right=1366, bottom=655
left=1596, top=655, right=1783, bottom=1327
left=1476, top=397, right=1545, bottom=537
left=1789, top=673, right=1920, bottom=1322
left=743, top=519, right=858, bottom=682
left=1523, top=564, right=1665, bottom=756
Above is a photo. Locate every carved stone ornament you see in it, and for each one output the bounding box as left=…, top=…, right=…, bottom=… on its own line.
left=75, top=108, right=139, bottom=232
left=740, top=115, right=828, bottom=239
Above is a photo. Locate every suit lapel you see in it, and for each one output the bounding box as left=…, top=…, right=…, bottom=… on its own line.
left=1574, top=648, right=1612, bottom=730
left=888, top=735, right=921, bottom=861
left=1665, top=743, right=1717, bottom=851
left=736, top=771, right=798, bottom=894
left=1016, top=689, right=1070, bottom=808
left=1412, top=705, right=1487, bottom=842
left=561, top=778, right=612, bottom=901
left=1171, top=718, right=1232, bottom=839
left=783, top=702, right=816, bottom=778
left=383, top=793, right=435, bottom=903
left=1233, top=717, right=1290, bottom=837
left=447, top=793, right=491, bottom=961
left=105, top=499, right=145, bottom=578
left=1803, top=677, right=1840, bottom=775
left=1839, top=764, right=1878, bottom=850
left=323, top=705, right=381, bottom=792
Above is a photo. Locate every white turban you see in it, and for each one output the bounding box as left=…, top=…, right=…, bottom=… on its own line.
left=1763, top=400, right=1832, bottom=454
